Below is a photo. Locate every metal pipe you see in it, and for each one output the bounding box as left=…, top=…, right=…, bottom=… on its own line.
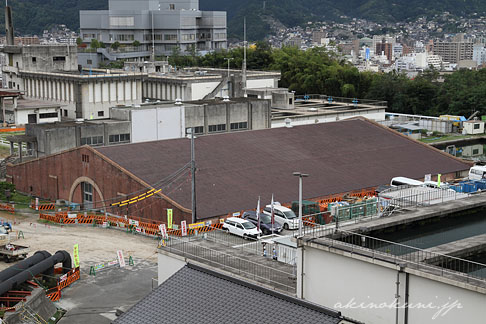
left=0, top=250, right=72, bottom=296
left=0, top=251, right=51, bottom=283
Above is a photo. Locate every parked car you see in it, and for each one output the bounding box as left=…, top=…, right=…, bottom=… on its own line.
left=242, top=211, right=282, bottom=235
left=262, top=204, right=299, bottom=230
left=222, top=217, right=262, bottom=239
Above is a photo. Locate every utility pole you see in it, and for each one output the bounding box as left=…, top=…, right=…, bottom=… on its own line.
left=293, top=172, right=309, bottom=237
left=190, top=128, right=196, bottom=223
left=242, top=17, right=247, bottom=97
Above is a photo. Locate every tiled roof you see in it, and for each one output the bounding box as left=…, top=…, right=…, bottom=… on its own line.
left=113, top=264, right=346, bottom=324
left=96, top=118, right=470, bottom=219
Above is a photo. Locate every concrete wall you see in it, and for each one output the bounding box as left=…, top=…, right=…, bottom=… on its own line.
left=191, top=82, right=220, bottom=100
left=15, top=107, right=60, bottom=125
left=157, top=251, right=187, bottom=285
left=272, top=108, right=386, bottom=128
left=299, top=244, right=486, bottom=324
left=7, top=146, right=191, bottom=223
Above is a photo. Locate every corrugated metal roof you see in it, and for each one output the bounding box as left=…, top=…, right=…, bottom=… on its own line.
left=113, top=264, right=345, bottom=324
left=96, top=118, right=470, bottom=219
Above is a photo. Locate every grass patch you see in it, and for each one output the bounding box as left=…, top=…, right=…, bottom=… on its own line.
left=10, top=192, right=33, bottom=207
left=420, top=134, right=485, bottom=143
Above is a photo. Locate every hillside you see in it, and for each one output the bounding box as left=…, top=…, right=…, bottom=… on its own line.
left=0, top=0, right=485, bottom=40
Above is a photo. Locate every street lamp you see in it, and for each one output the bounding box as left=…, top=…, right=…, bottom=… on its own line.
left=293, top=172, right=309, bottom=237
left=224, top=57, right=234, bottom=97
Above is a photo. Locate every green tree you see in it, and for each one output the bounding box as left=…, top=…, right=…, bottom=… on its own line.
left=132, top=40, right=141, bottom=47
left=76, top=37, right=82, bottom=46
left=111, top=41, right=121, bottom=50
left=90, top=39, right=100, bottom=50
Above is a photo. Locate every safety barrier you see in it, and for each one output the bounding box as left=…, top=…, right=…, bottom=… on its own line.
left=46, top=267, right=80, bottom=302
left=167, top=223, right=224, bottom=237
left=30, top=201, right=56, bottom=211
left=0, top=203, right=15, bottom=214
left=39, top=212, right=168, bottom=238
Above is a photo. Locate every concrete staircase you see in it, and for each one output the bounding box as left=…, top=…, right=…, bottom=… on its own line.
left=0, top=155, right=18, bottom=180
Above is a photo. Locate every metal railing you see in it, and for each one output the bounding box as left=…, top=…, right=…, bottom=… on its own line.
left=294, top=94, right=387, bottom=107
left=304, top=229, right=486, bottom=285
left=380, top=186, right=468, bottom=208
left=161, top=236, right=296, bottom=293
left=202, top=229, right=262, bottom=255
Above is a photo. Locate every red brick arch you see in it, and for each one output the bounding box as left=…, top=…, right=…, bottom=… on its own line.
left=68, top=176, right=106, bottom=209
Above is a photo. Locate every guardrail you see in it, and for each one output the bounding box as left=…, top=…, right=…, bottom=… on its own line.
left=303, top=228, right=486, bottom=285
left=380, top=186, right=467, bottom=208
left=294, top=94, right=387, bottom=107
left=161, top=236, right=296, bottom=293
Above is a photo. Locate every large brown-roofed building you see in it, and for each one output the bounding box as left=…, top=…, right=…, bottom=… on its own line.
left=7, top=118, right=471, bottom=225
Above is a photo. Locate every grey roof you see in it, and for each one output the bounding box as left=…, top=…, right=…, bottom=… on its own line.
left=113, top=264, right=346, bottom=324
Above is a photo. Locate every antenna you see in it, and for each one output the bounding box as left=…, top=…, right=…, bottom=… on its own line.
left=242, top=17, right=247, bottom=97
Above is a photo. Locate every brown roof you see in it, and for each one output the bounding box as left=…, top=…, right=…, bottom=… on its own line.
left=95, top=118, right=470, bottom=220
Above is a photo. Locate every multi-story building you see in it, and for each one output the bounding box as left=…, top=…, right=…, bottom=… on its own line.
left=433, top=40, right=474, bottom=63
left=473, top=44, right=486, bottom=66
left=79, top=0, right=227, bottom=61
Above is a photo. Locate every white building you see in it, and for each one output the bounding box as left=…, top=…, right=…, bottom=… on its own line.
left=473, top=44, right=486, bottom=66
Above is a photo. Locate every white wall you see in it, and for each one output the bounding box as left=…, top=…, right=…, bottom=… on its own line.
left=191, top=82, right=220, bottom=100
left=157, top=252, right=186, bottom=285
left=300, top=245, right=486, bottom=324
left=15, top=108, right=60, bottom=125
left=131, top=105, right=185, bottom=143
left=272, top=109, right=385, bottom=128
left=247, top=78, right=275, bottom=89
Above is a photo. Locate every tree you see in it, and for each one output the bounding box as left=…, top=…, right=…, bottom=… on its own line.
left=132, top=40, right=141, bottom=47
left=111, top=41, right=120, bottom=50
left=90, top=39, right=100, bottom=50
left=76, top=37, right=82, bottom=46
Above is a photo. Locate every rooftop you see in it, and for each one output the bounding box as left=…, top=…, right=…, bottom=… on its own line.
left=114, top=263, right=351, bottom=324
left=95, top=118, right=470, bottom=219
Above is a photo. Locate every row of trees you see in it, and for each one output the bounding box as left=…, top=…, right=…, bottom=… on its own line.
left=168, top=43, right=486, bottom=117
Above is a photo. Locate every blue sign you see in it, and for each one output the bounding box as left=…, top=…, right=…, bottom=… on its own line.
left=352, top=98, right=359, bottom=107
left=328, top=96, right=333, bottom=103
left=304, top=95, right=310, bottom=102
left=365, top=48, right=370, bottom=60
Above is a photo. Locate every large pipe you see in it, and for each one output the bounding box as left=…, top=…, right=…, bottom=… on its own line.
left=0, top=250, right=72, bottom=296
left=5, top=5, right=14, bottom=46
left=0, top=251, right=51, bottom=283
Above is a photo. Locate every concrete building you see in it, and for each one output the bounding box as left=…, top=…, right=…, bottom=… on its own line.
left=463, top=120, right=485, bottom=135
left=79, top=0, right=227, bottom=61
left=6, top=118, right=470, bottom=224
left=473, top=44, right=486, bottom=66
left=17, top=97, right=271, bottom=157
left=433, top=40, right=474, bottom=64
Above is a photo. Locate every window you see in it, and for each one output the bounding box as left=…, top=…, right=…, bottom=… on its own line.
left=289, top=98, right=293, bottom=105
left=39, top=112, right=58, bottom=119
left=169, top=3, right=175, bottom=10
left=53, top=56, right=66, bottom=62
left=115, top=34, right=134, bottom=42
left=98, top=111, right=104, bottom=117
left=474, top=123, right=480, bottom=130
left=181, top=34, right=196, bottom=41
left=83, top=33, right=96, bottom=40
left=64, top=110, right=68, bottom=117
left=164, top=34, right=178, bottom=41
left=208, top=124, right=226, bottom=133
left=109, top=133, right=130, bottom=144
left=473, top=149, right=479, bottom=155
left=81, top=136, right=103, bottom=146
left=144, top=34, right=162, bottom=41
left=214, top=33, right=226, bottom=40
left=186, top=126, right=204, bottom=135
left=32, top=57, right=36, bottom=63
left=109, top=16, right=135, bottom=27
left=82, top=154, right=89, bottom=163
left=230, top=122, right=248, bottom=131
left=87, top=59, right=93, bottom=65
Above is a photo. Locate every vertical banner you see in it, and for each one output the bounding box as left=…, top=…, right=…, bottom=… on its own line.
left=159, top=224, right=167, bottom=238
left=181, top=220, right=187, bottom=236
left=117, top=250, right=126, bottom=268
left=73, top=244, right=80, bottom=268
left=424, top=174, right=431, bottom=182
left=167, top=209, right=173, bottom=229
left=437, top=174, right=441, bottom=188
left=35, top=197, right=39, bottom=211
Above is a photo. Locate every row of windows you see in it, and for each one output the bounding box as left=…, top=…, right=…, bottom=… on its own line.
left=110, top=34, right=135, bottom=42
left=185, top=126, right=204, bottom=135
left=109, top=133, right=130, bottom=144
left=164, top=34, right=178, bottom=41
left=208, top=124, right=226, bottom=133
left=214, top=33, right=226, bottom=40
left=81, top=136, right=104, bottom=146
left=181, top=34, right=196, bottom=41
left=39, top=112, right=58, bottom=119
left=230, top=122, right=248, bottom=131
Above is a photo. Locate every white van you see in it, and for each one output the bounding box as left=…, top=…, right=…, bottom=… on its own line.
left=468, top=165, right=486, bottom=181
left=263, top=204, right=299, bottom=230
left=390, top=177, right=424, bottom=187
